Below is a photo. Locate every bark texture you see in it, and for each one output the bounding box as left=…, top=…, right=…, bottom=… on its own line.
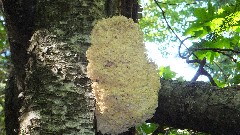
left=3, top=0, right=105, bottom=134
left=3, top=0, right=36, bottom=134
left=148, top=79, right=240, bottom=135
left=104, top=0, right=139, bottom=22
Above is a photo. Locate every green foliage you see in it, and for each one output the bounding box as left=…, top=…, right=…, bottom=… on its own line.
left=140, top=0, right=240, bottom=86
left=137, top=124, right=209, bottom=135
left=232, top=74, right=240, bottom=84
left=159, top=66, right=184, bottom=81
left=184, top=0, right=240, bottom=86
left=136, top=123, right=158, bottom=134
left=139, top=0, right=203, bottom=56
left=0, top=15, right=9, bottom=81
left=159, top=66, right=176, bottom=79
left=184, top=5, right=240, bottom=37
left=0, top=12, right=9, bottom=135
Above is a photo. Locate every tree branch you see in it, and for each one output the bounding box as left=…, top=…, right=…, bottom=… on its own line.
left=193, top=48, right=239, bottom=63
left=192, top=48, right=240, bottom=54
left=178, top=36, right=195, bottom=59
left=186, top=58, right=217, bottom=86
left=147, top=79, right=240, bottom=135
left=154, top=0, right=182, bottom=43
left=154, top=0, right=198, bottom=59
left=157, top=1, right=197, bottom=6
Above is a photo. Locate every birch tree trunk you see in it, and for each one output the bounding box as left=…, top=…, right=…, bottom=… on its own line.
left=3, top=0, right=106, bottom=134
left=3, top=0, right=140, bottom=134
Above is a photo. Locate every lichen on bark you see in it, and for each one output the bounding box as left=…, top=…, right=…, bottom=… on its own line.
left=15, top=0, right=106, bottom=134
left=19, top=29, right=95, bottom=134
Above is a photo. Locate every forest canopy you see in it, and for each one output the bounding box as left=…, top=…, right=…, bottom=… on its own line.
left=140, top=0, right=239, bottom=87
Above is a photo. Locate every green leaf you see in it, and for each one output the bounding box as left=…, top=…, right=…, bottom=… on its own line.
left=194, top=50, right=207, bottom=60
left=237, top=62, right=240, bottom=70
left=194, top=8, right=208, bottom=21
left=213, top=78, right=226, bottom=87
left=208, top=0, right=215, bottom=19
left=236, top=27, right=240, bottom=32
left=209, top=52, right=215, bottom=63
left=209, top=18, right=224, bottom=32
left=194, top=30, right=203, bottom=37
left=232, top=74, right=240, bottom=84
left=159, top=66, right=177, bottom=79
left=137, top=123, right=158, bottom=134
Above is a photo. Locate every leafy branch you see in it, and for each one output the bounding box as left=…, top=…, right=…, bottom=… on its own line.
left=153, top=0, right=217, bottom=86
left=191, top=47, right=239, bottom=62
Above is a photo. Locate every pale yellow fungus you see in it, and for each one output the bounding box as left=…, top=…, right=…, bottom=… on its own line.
left=86, top=16, right=160, bottom=134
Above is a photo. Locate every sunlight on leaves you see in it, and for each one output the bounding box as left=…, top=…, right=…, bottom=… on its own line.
left=159, top=66, right=177, bottom=79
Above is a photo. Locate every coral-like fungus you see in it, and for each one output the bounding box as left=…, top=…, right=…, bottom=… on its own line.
left=86, top=16, right=160, bottom=134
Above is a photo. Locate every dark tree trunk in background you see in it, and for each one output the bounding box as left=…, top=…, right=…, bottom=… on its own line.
left=3, top=0, right=36, bottom=134
left=2, top=0, right=240, bottom=135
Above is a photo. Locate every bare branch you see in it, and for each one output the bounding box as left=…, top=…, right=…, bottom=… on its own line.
left=178, top=36, right=196, bottom=59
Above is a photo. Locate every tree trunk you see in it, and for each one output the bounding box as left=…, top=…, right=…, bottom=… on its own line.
left=2, top=0, right=240, bottom=135
left=3, top=0, right=140, bottom=134
left=3, top=0, right=106, bottom=134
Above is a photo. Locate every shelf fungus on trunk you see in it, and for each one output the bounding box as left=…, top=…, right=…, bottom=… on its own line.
left=86, top=16, right=160, bottom=134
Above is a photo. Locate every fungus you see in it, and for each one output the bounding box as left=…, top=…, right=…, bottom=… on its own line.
left=86, top=16, right=160, bottom=134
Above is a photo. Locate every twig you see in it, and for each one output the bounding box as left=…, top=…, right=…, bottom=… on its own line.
left=157, top=1, right=197, bottom=6
left=154, top=0, right=181, bottom=42
left=190, top=58, right=217, bottom=86
left=193, top=48, right=239, bottom=62
left=212, top=61, right=229, bottom=83
left=192, top=48, right=240, bottom=54
left=154, top=0, right=197, bottom=58
left=178, top=36, right=196, bottom=59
